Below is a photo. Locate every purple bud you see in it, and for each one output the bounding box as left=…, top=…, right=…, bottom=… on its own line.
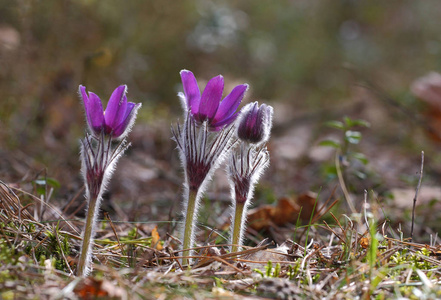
left=237, top=102, right=273, bottom=145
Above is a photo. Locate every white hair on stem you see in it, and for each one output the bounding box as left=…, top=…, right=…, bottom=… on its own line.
left=227, top=143, right=270, bottom=251
left=172, top=110, right=237, bottom=263
left=77, top=132, right=130, bottom=276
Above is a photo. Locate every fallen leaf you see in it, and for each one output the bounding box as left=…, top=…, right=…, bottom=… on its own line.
left=272, top=197, right=301, bottom=226
left=74, top=278, right=125, bottom=299
left=296, top=192, right=318, bottom=222
left=244, top=240, right=298, bottom=270
left=411, top=72, right=441, bottom=142
left=360, top=237, right=370, bottom=249
left=247, top=192, right=318, bottom=231
left=151, top=226, right=163, bottom=250
left=247, top=205, right=274, bottom=231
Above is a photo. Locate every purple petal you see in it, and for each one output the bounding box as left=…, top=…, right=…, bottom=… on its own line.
left=198, top=75, right=224, bottom=122
left=180, top=70, right=201, bottom=114
left=87, top=92, right=105, bottom=133
left=212, top=84, right=248, bottom=124
left=237, top=102, right=258, bottom=140
left=79, top=85, right=104, bottom=134
left=210, top=111, right=239, bottom=131
left=105, top=85, right=128, bottom=131
left=79, top=85, right=90, bottom=115
left=245, top=102, right=259, bottom=129
left=113, top=102, right=140, bottom=137
left=79, top=85, right=88, bottom=103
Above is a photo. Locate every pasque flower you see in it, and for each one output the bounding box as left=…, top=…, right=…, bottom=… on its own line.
left=179, top=70, right=248, bottom=131
left=237, top=102, right=273, bottom=146
left=228, top=102, right=273, bottom=253
left=173, top=70, right=248, bottom=265
left=80, top=85, right=141, bottom=139
left=76, top=85, right=141, bottom=277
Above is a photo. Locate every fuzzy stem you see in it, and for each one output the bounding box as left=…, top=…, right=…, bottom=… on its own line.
left=182, top=188, right=199, bottom=266
left=231, top=201, right=246, bottom=253
left=76, top=193, right=100, bottom=277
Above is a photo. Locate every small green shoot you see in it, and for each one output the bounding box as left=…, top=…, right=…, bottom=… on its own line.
left=254, top=261, right=282, bottom=278
left=319, top=116, right=371, bottom=215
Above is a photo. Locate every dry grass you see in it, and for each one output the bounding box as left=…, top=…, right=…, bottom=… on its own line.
left=1, top=179, right=441, bottom=299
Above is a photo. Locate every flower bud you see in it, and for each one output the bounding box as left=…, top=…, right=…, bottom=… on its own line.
left=237, top=102, right=273, bottom=145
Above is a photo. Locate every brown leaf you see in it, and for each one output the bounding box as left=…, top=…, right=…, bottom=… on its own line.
left=360, top=237, right=370, bottom=249
left=247, top=205, right=275, bottom=231
left=297, top=192, right=318, bottom=222
left=244, top=240, right=296, bottom=266
left=411, top=72, right=441, bottom=142
left=247, top=192, right=318, bottom=231
left=74, top=278, right=125, bottom=299
left=272, top=197, right=301, bottom=226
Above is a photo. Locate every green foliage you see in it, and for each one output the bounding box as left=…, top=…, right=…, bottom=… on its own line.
left=0, top=238, right=18, bottom=267
left=368, top=222, right=379, bottom=271
left=33, top=177, right=60, bottom=197
left=390, top=247, right=433, bottom=272
left=254, top=261, right=283, bottom=278
left=410, top=248, right=432, bottom=270
left=320, top=116, right=373, bottom=195
left=23, top=224, right=71, bottom=272
left=321, top=116, right=370, bottom=153
left=286, top=262, right=301, bottom=280
left=304, top=191, right=319, bottom=256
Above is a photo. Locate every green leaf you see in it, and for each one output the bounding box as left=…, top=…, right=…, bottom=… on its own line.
left=368, top=221, right=379, bottom=270
left=351, top=152, right=369, bottom=165
left=345, top=130, right=362, bottom=144
left=324, top=120, right=344, bottom=130
left=33, top=177, right=61, bottom=189
left=343, top=116, right=353, bottom=127
left=351, top=119, right=371, bottom=128
left=33, top=177, right=60, bottom=196
left=354, top=170, right=367, bottom=180
left=343, top=116, right=370, bottom=128
left=318, top=140, right=341, bottom=148
left=254, top=268, right=264, bottom=278
left=46, top=178, right=61, bottom=188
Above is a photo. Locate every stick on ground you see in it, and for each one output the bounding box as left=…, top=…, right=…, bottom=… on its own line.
left=411, top=151, right=424, bottom=241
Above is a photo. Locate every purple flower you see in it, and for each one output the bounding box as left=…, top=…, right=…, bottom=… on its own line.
left=179, top=70, right=248, bottom=131
left=79, top=85, right=141, bottom=139
left=237, top=102, right=273, bottom=145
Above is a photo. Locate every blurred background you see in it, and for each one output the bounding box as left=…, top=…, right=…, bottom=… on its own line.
left=2, top=0, right=441, bottom=239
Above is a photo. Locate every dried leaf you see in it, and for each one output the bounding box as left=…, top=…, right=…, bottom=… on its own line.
left=360, top=237, right=370, bottom=249
left=272, top=197, right=301, bottom=226
left=411, top=72, right=441, bottom=142
left=247, top=192, right=318, bottom=231
left=297, top=192, right=318, bottom=222
left=151, top=226, right=163, bottom=250
left=247, top=205, right=274, bottom=231
left=74, top=278, right=125, bottom=299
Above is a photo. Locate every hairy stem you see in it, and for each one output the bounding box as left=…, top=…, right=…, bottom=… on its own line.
left=182, top=188, right=199, bottom=266
left=231, top=201, right=246, bottom=253
left=77, top=193, right=100, bottom=277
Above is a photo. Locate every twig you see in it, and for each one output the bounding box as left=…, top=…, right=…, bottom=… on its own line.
left=104, top=212, right=124, bottom=256
left=363, top=190, right=370, bottom=231
left=411, top=151, right=424, bottom=241
left=335, top=149, right=357, bottom=215
left=311, top=186, right=339, bottom=224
